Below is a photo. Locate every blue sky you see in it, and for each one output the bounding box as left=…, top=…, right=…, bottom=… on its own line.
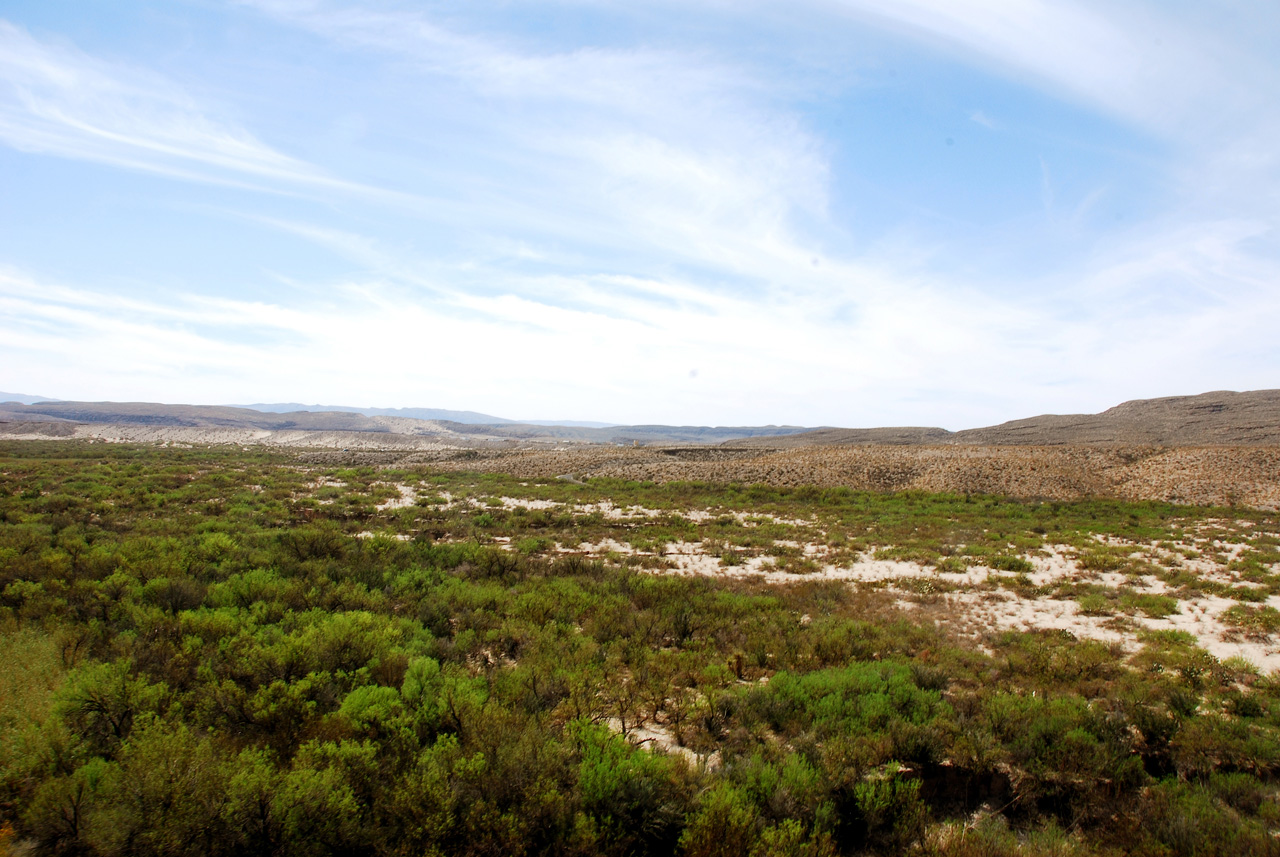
left=2, top=1, right=1277, bottom=427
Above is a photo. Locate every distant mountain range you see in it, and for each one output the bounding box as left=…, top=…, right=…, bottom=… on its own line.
left=0, top=394, right=618, bottom=429
left=0, top=391, right=53, bottom=405
left=0, top=399, right=810, bottom=444
left=236, top=403, right=617, bottom=428
left=3, top=389, right=1278, bottom=446
left=236, top=402, right=514, bottom=425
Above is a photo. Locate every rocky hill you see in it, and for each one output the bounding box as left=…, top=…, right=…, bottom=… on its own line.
left=726, top=390, right=1280, bottom=448
left=955, top=389, right=1280, bottom=445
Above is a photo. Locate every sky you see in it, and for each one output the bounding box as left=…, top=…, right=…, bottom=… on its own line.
left=1, top=1, right=1278, bottom=428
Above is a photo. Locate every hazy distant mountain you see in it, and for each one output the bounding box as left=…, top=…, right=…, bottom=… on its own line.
left=438, top=422, right=815, bottom=444
left=0, top=401, right=403, bottom=431
left=516, top=419, right=619, bottom=428
left=238, top=403, right=514, bottom=425
left=239, top=403, right=618, bottom=429
left=0, top=391, right=55, bottom=405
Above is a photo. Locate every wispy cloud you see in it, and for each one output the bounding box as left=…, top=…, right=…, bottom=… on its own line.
left=0, top=20, right=412, bottom=201
left=968, top=109, right=998, bottom=130
left=237, top=0, right=836, bottom=284
left=825, top=0, right=1268, bottom=137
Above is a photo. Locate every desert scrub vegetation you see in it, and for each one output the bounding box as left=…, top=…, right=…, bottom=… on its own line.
left=0, top=441, right=1279, bottom=856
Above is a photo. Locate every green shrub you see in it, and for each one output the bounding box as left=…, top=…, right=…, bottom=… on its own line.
left=1119, top=592, right=1180, bottom=618
left=514, top=536, right=551, bottom=555
left=679, top=784, right=758, bottom=857
left=1077, top=593, right=1113, bottom=615
left=1077, top=550, right=1126, bottom=571
left=852, top=765, right=926, bottom=851
left=1222, top=604, right=1280, bottom=638
left=989, top=555, right=1033, bottom=574
left=933, top=556, right=968, bottom=574
left=1138, top=780, right=1279, bottom=856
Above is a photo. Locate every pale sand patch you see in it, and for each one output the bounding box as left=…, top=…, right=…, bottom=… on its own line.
left=1143, top=595, right=1280, bottom=670
left=923, top=586, right=1280, bottom=673
left=661, top=541, right=727, bottom=576
left=354, top=531, right=411, bottom=541
left=572, top=501, right=667, bottom=519
left=569, top=538, right=638, bottom=556
left=565, top=503, right=817, bottom=527
left=650, top=541, right=945, bottom=584
left=1022, top=545, right=1080, bottom=586
left=376, top=484, right=417, bottom=510
left=1130, top=537, right=1274, bottom=588
left=941, top=590, right=1131, bottom=645
left=610, top=718, right=719, bottom=769
left=498, top=496, right=561, bottom=510
left=759, top=514, right=816, bottom=527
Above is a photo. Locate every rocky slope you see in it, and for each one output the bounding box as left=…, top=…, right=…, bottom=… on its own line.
left=726, top=389, right=1280, bottom=447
